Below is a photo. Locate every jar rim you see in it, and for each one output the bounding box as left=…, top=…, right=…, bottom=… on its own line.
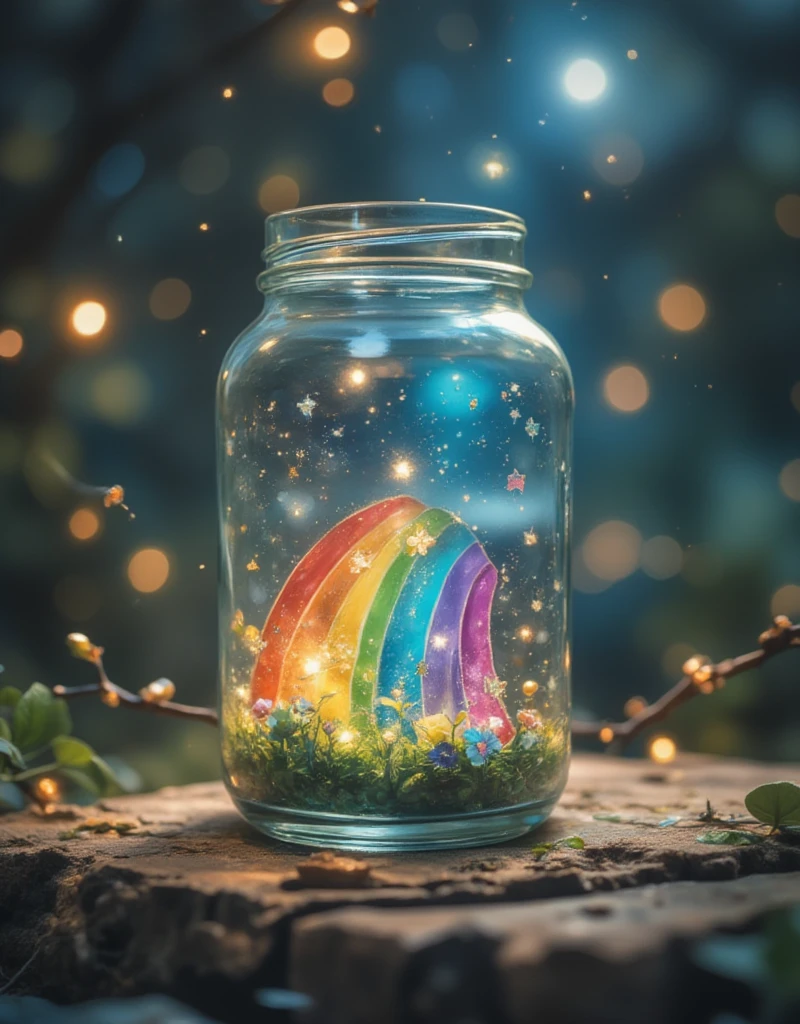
left=261, top=201, right=531, bottom=290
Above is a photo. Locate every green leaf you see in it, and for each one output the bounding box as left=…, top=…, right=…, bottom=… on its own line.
left=0, top=685, right=22, bottom=707
left=744, top=781, right=800, bottom=829
left=560, top=835, right=586, bottom=849
left=375, top=697, right=404, bottom=715
left=697, top=829, right=764, bottom=846
left=0, top=717, right=10, bottom=741
left=531, top=842, right=554, bottom=860
left=52, top=735, right=94, bottom=767
left=593, top=812, right=623, bottom=822
left=0, top=781, right=26, bottom=811
left=0, top=737, right=26, bottom=770
left=11, top=683, right=72, bottom=751
left=59, top=755, right=122, bottom=799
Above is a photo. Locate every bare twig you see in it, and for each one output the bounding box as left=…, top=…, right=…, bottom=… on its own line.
left=572, top=617, right=800, bottom=748
left=55, top=639, right=217, bottom=726
left=54, top=619, right=798, bottom=744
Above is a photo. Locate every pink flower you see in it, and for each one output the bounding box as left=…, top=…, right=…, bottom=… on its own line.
left=516, top=708, right=541, bottom=731
left=251, top=698, right=273, bottom=721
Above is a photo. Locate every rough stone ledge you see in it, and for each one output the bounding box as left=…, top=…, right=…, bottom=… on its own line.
left=0, top=753, right=798, bottom=1021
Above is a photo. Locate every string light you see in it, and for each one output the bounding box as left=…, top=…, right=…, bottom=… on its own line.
left=623, top=696, right=647, bottom=718
left=34, top=776, right=60, bottom=802
left=349, top=367, right=367, bottom=386
left=599, top=726, right=614, bottom=744
left=222, top=86, right=235, bottom=100
left=71, top=301, right=107, bottom=338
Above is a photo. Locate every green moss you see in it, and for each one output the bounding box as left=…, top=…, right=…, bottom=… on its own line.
left=222, top=697, right=568, bottom=818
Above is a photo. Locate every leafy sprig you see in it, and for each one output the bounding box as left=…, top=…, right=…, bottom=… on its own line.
left=0, top=682, right=120, bottom=810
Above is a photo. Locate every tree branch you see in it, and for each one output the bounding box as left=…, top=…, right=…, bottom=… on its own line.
left=572, top=617, right=800, bottom=748
left=54, top=619, right=799, bottom=749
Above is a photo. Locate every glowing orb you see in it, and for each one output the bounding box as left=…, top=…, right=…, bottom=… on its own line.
left=564, top=59, right=607, bottom=102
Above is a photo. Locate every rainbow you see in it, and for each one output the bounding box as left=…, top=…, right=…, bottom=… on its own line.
left=251, top=496, right=514, bottom=744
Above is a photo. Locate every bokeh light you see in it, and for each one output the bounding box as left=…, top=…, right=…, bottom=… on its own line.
left=0, top=129, right=56, bottom=183
left=179, top=145, right=230, bottom=195
left=437, top=13, right=478, bottom=51
left=483, top=158, right=507, bottom=180
left=592, top=135, right=644, bottom=185
left=641, top=536, right=683, bottom=579
left=71, top=300, right=107, bottom=338
left=94, top=142, right=145, bottom=198
left=602, top=365, right=649, bottom=412
left=775, top=194, right=800, bottom=237
left=90, top=363, right=152, bottom=425
left=259, top=174, right=300, bottom=213
left=313, top=26, right=351, bottom=60
left=127, top=548, right=170, bottom=593
left=582, top=521, right=642, bottom=581
left=322, top=78, right=355, bottom=107
left=658, top=284, right=707, bottom=331
left=564, top=59, right=607, bottom=102
left=648, top=735, right=677, bottom=764
left=0, top=329, right=23, bottom=359
left=68, top=507, right=101, bottom=541
left=771, top=583, right=800, bottom=618
left=149, top=278, right=191, bottom=320
left=778, top=459, right=800, bottom=501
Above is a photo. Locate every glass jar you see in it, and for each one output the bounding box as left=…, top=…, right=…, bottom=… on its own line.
left=217, top=202, right=573, bottom=850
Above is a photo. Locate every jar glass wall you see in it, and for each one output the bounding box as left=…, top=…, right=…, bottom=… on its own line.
left=217, top=203, right=573, bottom=850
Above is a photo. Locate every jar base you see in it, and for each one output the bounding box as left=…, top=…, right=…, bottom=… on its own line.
left=230, top=794, right=559, bottom=851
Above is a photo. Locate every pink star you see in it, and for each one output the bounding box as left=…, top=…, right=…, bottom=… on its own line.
left=506, top=468, right=526, bottom=493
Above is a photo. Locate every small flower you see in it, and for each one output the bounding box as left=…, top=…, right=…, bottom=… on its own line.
left=103, top=484, right=125, bottom=508
left=463, top=728, right=502, bottom=765
left=291, top=697, right=315, bottom=717
left=517, top=708, right=541, bottom=731
left=267, top=708, right=297, bottom=740
left=520, top=730, right=541, bottom=750
left=406, top=527, right=436, bottom=556
left=428, top=742, right=458, bottom=768
left=322, top=720, right=337, bottom=735
left=414, top=713, right=456, bottom=746
left=251, top=698, right=273, bottom=721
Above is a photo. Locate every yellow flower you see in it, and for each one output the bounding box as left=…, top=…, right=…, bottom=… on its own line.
left=413, top=713, right=457, bottom=746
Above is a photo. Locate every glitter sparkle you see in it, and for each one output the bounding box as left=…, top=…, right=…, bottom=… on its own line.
left=525, top=418, right=540, bottom=439
left=523, top=529, right=538, bottom=546
left=483, top=675, right=507, bottom=699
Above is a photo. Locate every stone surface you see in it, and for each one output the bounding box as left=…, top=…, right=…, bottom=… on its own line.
left=1, top=753, right=799, bottom=1022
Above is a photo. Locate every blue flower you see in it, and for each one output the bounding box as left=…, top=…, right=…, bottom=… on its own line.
left=463, top=728, right=502, bottom=766
left=519, top=730, right=541, bottom=750
left=291, top=697, right=315, bottom=717
left=267, top=708, right=297, bottom=741
left=428, top=742, right=458, bottom=768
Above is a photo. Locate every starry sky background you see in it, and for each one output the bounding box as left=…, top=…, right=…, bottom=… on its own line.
left=1, top=0, right=799, bottom=789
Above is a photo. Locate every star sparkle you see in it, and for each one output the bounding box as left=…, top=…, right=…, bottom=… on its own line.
left=524, top=418, right=540, bottom=439
left=483, top=675, right=507, bottom=699
left=416, top=661, right=429, bottom=676
left=506, top=468, right=526, bottom=493
left=510, top=408, right=521, bottom=422
left=406, top=527, right=436, bottom=556
left=523, top=529, right=538, bottom=546
left=297, top=395, right=317, bottom=418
